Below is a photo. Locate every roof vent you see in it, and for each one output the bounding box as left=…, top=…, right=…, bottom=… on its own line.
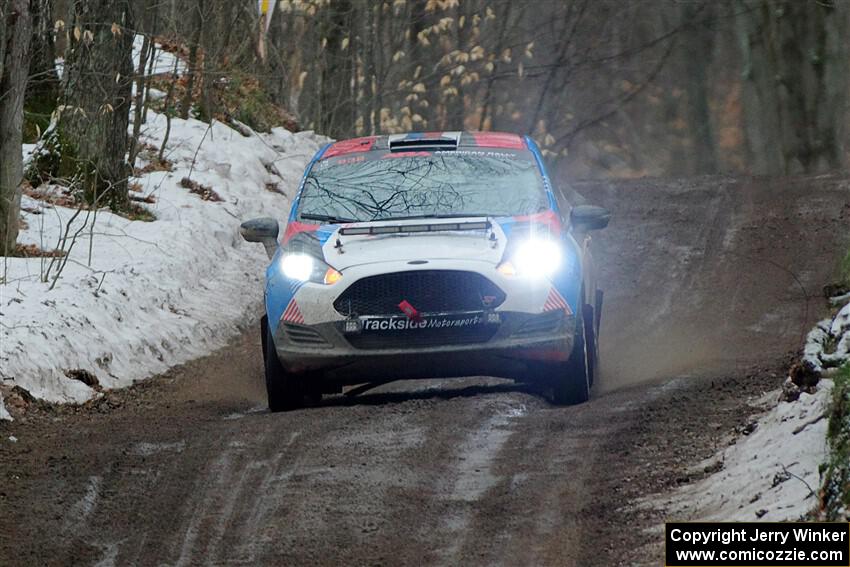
left=387, top=132, right=461, bottom=152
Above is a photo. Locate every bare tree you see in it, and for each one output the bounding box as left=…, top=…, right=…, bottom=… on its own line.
left=26, top=0, right=60, bottom=131
left=316, top=0, right=354, bottom=136
left=128, top=0, right=157, bottom=167
left=56, top=0, right=135, bottom=208
left=737, top=0, right=849, bottom=174
left=179, top=0, right=204, bottom=120
left=0, top=0, right=31, bottom=252
left=679, top=2, right=717, bottom=174
left=11, top=0, right=849, bottom=187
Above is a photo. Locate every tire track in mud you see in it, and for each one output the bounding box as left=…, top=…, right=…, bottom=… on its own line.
left=405, top=395, right=533, bottom=565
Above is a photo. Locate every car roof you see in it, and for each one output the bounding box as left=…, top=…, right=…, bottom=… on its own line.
left=321, top=131, right=528, bottom=159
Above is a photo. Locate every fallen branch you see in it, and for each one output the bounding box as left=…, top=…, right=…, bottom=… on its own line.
left=227, top=117, right=254, bottom=137
left=780, top=463, right=815, bottom=498
left=792, top=412, right=826, bottom=435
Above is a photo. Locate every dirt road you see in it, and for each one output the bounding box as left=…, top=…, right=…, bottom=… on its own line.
left=1, top=175, right=848, bottom=566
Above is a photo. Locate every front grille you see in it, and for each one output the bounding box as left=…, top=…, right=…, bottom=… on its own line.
left=282, top=323, right=329, bottom=346
left=344, top=323, right=498, bottom=349
left=333, top=270, right=505, bottom=317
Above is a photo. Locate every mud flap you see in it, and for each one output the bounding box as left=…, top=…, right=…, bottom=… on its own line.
left=582, top=303, right=597, bottom=386
left=260, top=315, right=269, bottom=363
left=595, top=289, right=604, bottom=337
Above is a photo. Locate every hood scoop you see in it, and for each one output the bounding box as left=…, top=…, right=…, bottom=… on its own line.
left=387, top=132, right=461, bottom=152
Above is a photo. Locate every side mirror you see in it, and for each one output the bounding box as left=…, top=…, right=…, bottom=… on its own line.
left=240, top=217, right=279, bottom=259
left=570, top=205, right=610, bottom=231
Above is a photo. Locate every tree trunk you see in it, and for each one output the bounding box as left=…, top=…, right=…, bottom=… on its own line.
left=59, top=0, right=135, bottom=209
left=317, top=0, right=353, bottom=137
left=128, top=33, right=151, bottom=168
left=180, top=1, right=204, bottom=121
left=0, top=0, right=31, bottom=252
left=444, top=2, right=466, bottom=130
left=0, top=3, right=7, bottom=85
left=737, top=0, right=849, bottom=174
left=26, top=0, right=60, bottom=123
left=680, top=3, right=717, bottom=174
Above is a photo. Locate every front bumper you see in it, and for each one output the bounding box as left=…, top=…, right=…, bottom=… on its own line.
left=273, top=310, right=575, bottom=384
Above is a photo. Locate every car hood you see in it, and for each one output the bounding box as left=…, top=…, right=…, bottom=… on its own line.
left=319, top=217, right=508, bottom=271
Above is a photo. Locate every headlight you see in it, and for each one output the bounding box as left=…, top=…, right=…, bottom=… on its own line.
left=281, top=253, right=314, bottom=280
left=498, top=238, right=562, bottom=278
left=280, top=253, right=342, bottom=284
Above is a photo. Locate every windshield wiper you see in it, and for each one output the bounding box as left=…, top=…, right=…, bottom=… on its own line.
left=378, top=212, right=493, bottom=222
left=300, top=213, right=359, bottom=224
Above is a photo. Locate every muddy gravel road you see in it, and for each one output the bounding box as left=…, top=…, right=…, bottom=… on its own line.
left=1, top=175, right=848, bottom=566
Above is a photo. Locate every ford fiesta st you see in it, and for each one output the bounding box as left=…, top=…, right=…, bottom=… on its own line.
left=240, top=131, right=610, bottom=411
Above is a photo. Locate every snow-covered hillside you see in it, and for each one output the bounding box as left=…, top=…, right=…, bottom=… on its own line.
left=0, top=112, right=327, bottom=417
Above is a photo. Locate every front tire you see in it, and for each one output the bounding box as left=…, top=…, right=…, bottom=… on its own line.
left=549, top=310, right=591, bottom=405
left=261, top=315, right=303, bottom=412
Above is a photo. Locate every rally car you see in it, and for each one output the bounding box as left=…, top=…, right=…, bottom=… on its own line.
left=240, top=131, right=610, bottom=411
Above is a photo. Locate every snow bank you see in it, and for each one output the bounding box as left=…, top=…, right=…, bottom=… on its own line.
left=0, top=393, right=10, bottom=421
left=650, top=298, right=849, bottom=521
left=804, top=301, right=850, bottom=372
left=0, top=112, right=327, bottom=412
left=659, top=383, right=832, bottom=521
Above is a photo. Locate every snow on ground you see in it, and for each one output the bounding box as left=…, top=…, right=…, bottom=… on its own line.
left=647, top=300, right=850, bottom=522
left=0, top=397, right=10, bottom=421
left=133, top=34, right=187, bottom=75
left=0, top=112, right=327, bottom=417
left=656, top=382, right=832, bottom=522
left=55, top=35, right=183, bottom=82
left=805, top=300, right=850, bottom=373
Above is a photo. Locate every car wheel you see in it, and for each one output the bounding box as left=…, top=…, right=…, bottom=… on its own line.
left=550, top=309, right=591, bottom=405
left=261, top=315, right=303, bottom=412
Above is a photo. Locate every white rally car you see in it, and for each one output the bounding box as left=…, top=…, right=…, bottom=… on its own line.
left=241, top=132, right=610, bottom=411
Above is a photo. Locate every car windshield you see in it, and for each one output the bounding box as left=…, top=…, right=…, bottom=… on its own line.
left=298, top=149, right=549, bottom=222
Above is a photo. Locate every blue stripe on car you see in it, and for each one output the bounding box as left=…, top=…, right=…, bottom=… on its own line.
left=523, top=136, right=560, bottom=213
left=268, top=144, right=330, bottom=334
left=522, top=137, right=582, bottom=314
left=288, top=143, right=331, bottom=223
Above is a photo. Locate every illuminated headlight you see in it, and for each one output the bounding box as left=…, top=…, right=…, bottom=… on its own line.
left=498, top=239, right=562, bottom=278
left=281, top=253, right=314, bottom=281
left=280, top=253, right=342, bottom=284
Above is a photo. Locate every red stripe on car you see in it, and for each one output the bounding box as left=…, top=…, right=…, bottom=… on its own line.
left=282, top=221, right=320, bottom=244
left=511, top=210, right=562, bottom=235
left=544, top=287, right=573, bottom=315
left=282, top=300, right=304, bottom=324
left=470, top=131, right=525, bottom=149
left=322, top=136, right=377, bottom=158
